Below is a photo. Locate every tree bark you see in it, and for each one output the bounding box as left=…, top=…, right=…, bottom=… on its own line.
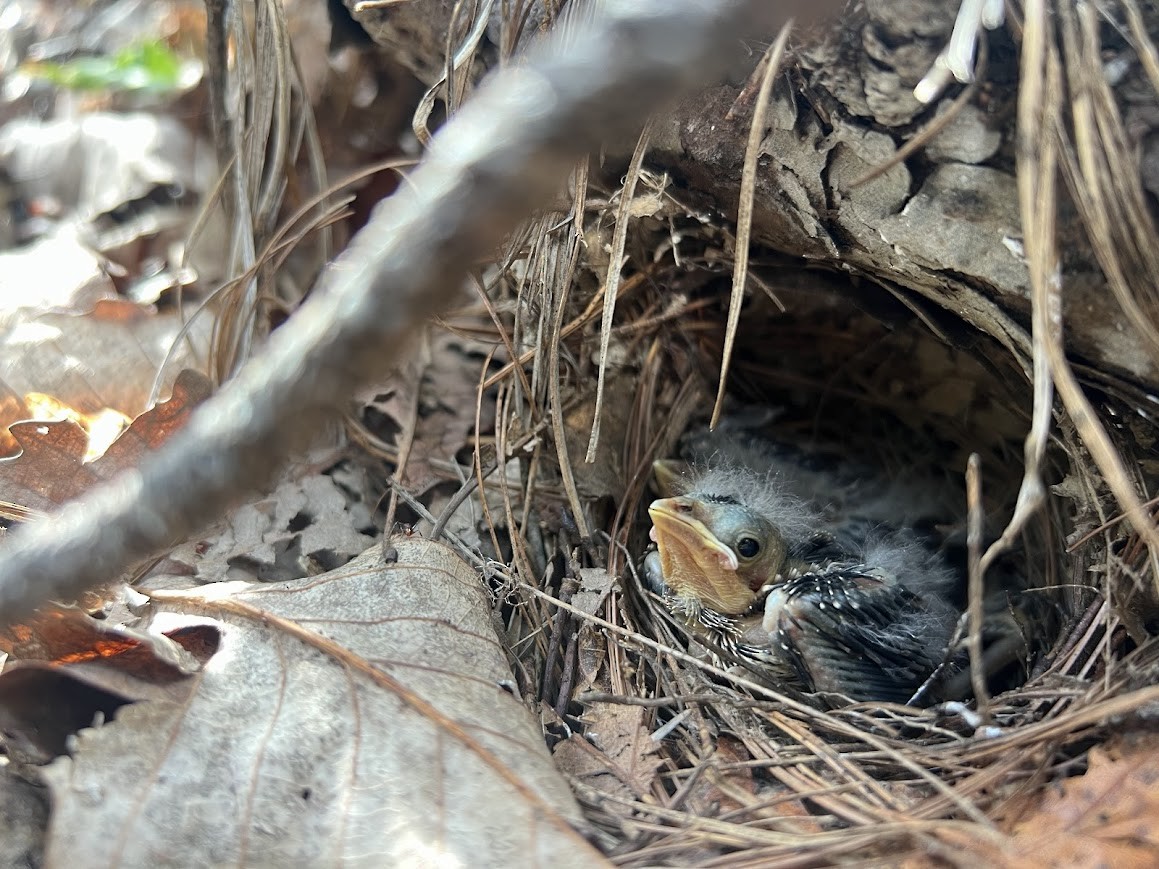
left=350, top=0, right=1159, bottom=393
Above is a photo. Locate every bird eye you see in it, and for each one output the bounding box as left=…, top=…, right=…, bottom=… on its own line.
left=737, top=537, right=761, bottom=558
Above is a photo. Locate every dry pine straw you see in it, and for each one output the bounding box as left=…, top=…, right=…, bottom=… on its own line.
left=495, top=313, right=1159, bottom=860
left=483, top=119, right=1159, bottom=869
left=436, top=1, right=1159, bottom=859
left=469, top=228, right=1159, bottom=858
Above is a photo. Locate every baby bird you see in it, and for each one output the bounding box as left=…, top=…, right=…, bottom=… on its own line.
left=643, top=432, right=964, bottom=704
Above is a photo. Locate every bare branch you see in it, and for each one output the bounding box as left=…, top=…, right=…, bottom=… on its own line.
left=0, top=0, right=841, bottom=622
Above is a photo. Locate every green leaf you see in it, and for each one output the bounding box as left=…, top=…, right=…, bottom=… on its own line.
left=24, top=40, right=192, bottom=94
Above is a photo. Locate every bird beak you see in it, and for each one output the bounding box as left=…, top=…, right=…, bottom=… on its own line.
left=647, top=497, right=756, bottom=613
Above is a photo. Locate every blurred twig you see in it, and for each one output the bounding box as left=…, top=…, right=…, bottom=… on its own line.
left=0, top=0, right=839, bottom=623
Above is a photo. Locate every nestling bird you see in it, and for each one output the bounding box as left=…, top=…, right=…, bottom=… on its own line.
left=643, top=430, right=976, bottom=704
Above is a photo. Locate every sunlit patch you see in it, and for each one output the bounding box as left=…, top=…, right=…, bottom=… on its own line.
left=6, top=321, right=63, bottom=345
left=391, top=832, right=463, bottom=869
left=23, top=392, right=130, bottom=461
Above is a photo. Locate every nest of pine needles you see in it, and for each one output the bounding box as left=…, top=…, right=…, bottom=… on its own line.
left=458, top=2, right=1159, bottom=862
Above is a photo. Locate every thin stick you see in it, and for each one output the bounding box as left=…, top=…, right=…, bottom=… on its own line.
left=965, top=453, right=992, bottom=724
left=586, top=117, right=654, bottom=461
left=711, top=23, right=792, bottom=429
left=383, top=330, right=428, bottom=535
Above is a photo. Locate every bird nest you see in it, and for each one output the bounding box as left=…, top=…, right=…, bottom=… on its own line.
left=469, top=31, right=1159, bottom=867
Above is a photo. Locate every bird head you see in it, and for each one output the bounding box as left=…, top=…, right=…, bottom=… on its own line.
left=647, top=492, right=788, bottom=614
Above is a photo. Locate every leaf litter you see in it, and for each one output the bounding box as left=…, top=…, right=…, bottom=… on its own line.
left=0, top=235, right=568, bottom=865
left=1002, top=739, right=1159, bottom=867
left=0, top=136, right=538, bottom=852
left=1, top=326, right=564, bottom=863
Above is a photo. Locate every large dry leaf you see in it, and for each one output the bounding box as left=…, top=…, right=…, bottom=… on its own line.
left=43, top=537, right=601, bottom=867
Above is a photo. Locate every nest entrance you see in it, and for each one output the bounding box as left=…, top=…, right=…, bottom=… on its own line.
left=619, top=264, right=1075, bottom=697
left=479, top=154, right=1159, bottom=859
left=515, top=211, right=1152, bottom=855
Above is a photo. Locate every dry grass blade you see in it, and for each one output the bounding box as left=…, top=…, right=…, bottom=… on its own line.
left=710, top=23, right=791, bottom=429
left=1015, top=0, right=1159, bottom=590
left=0, top=501, right=46, bottom=524
left=482, top=271, right=652, bottom=391
left=1124, top=0, right=1159, bottom=94
left=1060, top=2, right=1159, bottom=367
left=977, top=164, right=1064, bottom=581
left=203, top=0, right=330, bottom=383
left=382, top=330, right=428, bottom=535
left=413, top=0, right=495, bottom=144
left=153, top=158, right=414, bottom=409
left=586, top=118, right=654, bottom=462
left=966, top=453, right=992, bottom=723
left=547, top=162, right=593, bottom=542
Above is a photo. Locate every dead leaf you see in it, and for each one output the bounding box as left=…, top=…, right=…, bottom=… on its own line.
left=0, top=764, right=46, bottom=866
left=0, top=113, right=211, bottom=227
left=682, top=736, right=758, bottom=817
left=0, top=610, right=215, bottom=765
left=999, top=745, right=1159, bottom=867
left=1, top=299, right=211, bottom=444
left=359, top=327, right=497, bottom=496
left=149, top=467, right=379, bottom=588
left=555, top=700, right=661, bottom=801
left=42, top=537, right=602, bottom=866
left=573, top=568, right=616, bottom=694
left=141, top=449, right=379, bottom=590
left=0, top=604, right=209, bottom=672
left=0, top=368, right=210, bottom=513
